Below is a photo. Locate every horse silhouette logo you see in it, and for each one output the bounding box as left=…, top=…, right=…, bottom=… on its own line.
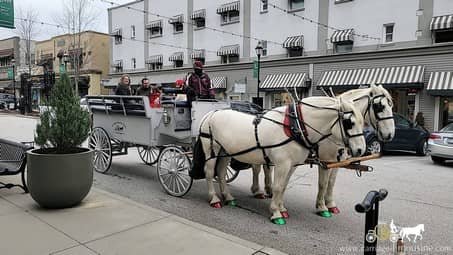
left=399, top=224, right=424, bottom=243
left=388, top=219, right=424, bottom=243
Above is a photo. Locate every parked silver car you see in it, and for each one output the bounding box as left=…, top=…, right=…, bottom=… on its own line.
left=428, top=123, right=453, bottom=163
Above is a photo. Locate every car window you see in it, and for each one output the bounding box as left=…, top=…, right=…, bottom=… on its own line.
left=394, top=114, right=410, bottom=128
left=440, top=123, right=453, bottom=132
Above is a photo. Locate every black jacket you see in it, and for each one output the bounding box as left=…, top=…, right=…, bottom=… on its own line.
left=115, top=84, right=132, bottom=96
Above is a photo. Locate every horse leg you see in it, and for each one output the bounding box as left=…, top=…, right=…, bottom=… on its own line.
left=250, top=164, right=265, bottom=199
left=205, top=158, right=222, bottom=208
left=217, top=157, right=236, bottom=205
left=269, top=163, right=291, bottom=225
left=326, top=168, right=340, bottom=214
left=316, top=165, right=332, bottom=218
left=264, top=165, right=273, bottom=198
left=278, top=166, right=296, bottom=219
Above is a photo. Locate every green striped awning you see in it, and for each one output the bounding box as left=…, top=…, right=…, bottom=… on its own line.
left=282, top=35, right=303, bottom=48
left=427, top=72, right=453, bottom=95
left=216, top=1, right=240, bottom=14
left=430, top=15, right=453, bottom=30
left=260, top=73, right=308, bottom=90
left=217, top=44, right=240, bottom=56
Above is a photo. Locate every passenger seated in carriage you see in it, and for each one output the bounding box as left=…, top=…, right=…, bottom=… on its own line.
left=136, top=78, right=161, bottom=108
left=183, top=61, right=215, bottom=104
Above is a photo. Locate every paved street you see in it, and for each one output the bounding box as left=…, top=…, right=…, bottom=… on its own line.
left=2, top=115, right=453, bottom=255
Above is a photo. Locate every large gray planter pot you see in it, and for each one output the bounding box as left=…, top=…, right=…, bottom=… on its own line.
left=27, top=148, right=94, bottom=208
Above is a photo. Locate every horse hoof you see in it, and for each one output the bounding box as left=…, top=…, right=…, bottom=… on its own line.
left=271, top=217, right=286, bottom=225
left=281, top=211, right=289, bottom=219
left=254, top=194, right=266, bottom=199
left=226, top=200, right=237, bottom=207
left=210, top=202, right=222, bottom=208
left=317, top=211, right=332, bottom=218
left=328, top=207, right=340, bottom=214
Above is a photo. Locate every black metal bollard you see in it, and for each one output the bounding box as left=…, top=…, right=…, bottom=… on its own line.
left=355, top=189, right=388, bottom=255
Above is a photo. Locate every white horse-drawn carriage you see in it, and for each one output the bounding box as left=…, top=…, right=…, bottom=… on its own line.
left=87, top=84, right=395, bottom=225
left=86, top=89, right=234, bottom=197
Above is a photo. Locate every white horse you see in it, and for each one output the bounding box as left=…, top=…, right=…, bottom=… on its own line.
left=400, top=224, right=424, bottom=243
left=249, top=84, right=395, bottom=218
left=198, top=97, right=366, bottom=224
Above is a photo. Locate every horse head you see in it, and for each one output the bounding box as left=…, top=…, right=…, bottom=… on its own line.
left=335, top=98, right=366, bottom=157
left=369, top=84, right=395, bottom=142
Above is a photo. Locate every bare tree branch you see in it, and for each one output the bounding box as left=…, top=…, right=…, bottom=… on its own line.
left=15, top=7, right=40, bottom=74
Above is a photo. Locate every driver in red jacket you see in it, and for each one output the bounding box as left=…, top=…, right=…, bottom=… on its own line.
left=184, top=61, right=215, bottom=104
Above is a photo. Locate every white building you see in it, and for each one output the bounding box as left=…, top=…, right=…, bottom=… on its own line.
left=108, top=0, right=453, bottom=131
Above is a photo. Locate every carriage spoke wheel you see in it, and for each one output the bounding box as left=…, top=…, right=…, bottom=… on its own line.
left=88, top=127, right=112, bottom=174
left=215, top=164, right=240, bottom=183
left=137, top=146, right=159, bottom=165
left=157, top=146, right=193, bottom=197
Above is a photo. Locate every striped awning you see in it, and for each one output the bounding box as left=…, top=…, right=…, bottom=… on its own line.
left=169, top=52, right=184, bottom=61
left=430, top=15, right=453, bottom=30
left=191, top=49, right=205, bottom=59
left=146, top=20, right=162, bottom=29
left=260, top=73, right=308, bottom=90
left=217, top=44, right=240, bottom=56
left=283, top=35, right=303, bottom=48
left=145, top=55, right=163, bottom=64
left=110, top=29, right=122, bottom=37
left=211, top=77, right=227, bottom=89
left=318, top=65, right=425, bottom=88
left=0, top=49, right=14, bottom=58
left=191, top=9, right=206, bottom=20
left=331, top=29, right=354, bottom=43
left=216, top=1, right=240, bottom=14
left=427, top=72, right=453, bottom=95
left=169, top=15, right=183, bottom=24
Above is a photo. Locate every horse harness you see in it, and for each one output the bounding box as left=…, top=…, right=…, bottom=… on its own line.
left=199, top=101, right=364, bottom=168
left=353, top=94, right=394, bottom=135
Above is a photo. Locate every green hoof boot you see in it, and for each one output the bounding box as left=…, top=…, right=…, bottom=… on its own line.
left=226, top=200, right=237, bottom=207
left=271, top=217, right=286, bottom=225
left=317, top=210, right=332, bottom=218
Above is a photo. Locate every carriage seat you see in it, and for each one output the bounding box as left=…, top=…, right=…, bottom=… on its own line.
left=108, top=103, right=146, bottom=117
left=161, top=100, right=191, bottom=108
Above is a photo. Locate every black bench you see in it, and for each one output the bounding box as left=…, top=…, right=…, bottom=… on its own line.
left=0, top=139, right=33, bottom=193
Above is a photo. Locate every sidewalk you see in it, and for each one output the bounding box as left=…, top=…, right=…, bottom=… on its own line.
left=0, top=175, right=286, bottom=255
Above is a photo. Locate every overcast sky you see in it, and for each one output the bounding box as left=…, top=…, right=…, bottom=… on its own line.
left=0, top=0, right=131, bottom=41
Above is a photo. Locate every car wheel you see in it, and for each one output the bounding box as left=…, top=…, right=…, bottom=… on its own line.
left=431, top=156, right=445, bottom=164
left=366, top=138, right=382, bottom=155
left=416, top=140, right=428, bottom=156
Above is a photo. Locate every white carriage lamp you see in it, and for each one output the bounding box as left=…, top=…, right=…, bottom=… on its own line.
left=163, top=109, right=171, bottom=124
left=11, top=58, right=16, bottom=108
left=255, top=41, right=264, bottom=106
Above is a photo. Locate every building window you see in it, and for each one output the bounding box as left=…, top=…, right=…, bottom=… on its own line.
left=195, top=19, right=205, bottom=29
left=288, top=48, right=303, bottom=57
left=174, top=23, right=183, bottom=33
left=289, top=0, right=304, bottom=11
left=113, top=60, right=123, bottom=73
left=260, top=0, right=268, bottom=12
left=221, top=10, right=240, bottom=24
left=174, top=60, right=183, bottom=68
left=221, top=55, right=239, bottom=64
left=131, top=25, right=136, bottom=38
left=334, top=41, right=353, bottom=53
left=150, top=27, right=162, bottom=38
left=148, top=63, right=162, bottom=71
left=434, top=30, right=453, bottom=43
left=131, top=58, right=136, bottom=69
left=113, top=29, right=123, bottom=45
left=384, top=24, right=394, bottom=43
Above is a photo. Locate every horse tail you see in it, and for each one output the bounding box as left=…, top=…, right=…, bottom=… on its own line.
left=190, top=137, right=206, bottom=179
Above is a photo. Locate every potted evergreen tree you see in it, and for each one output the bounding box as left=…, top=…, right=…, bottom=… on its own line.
left=27, top=73, right=93, bottom=208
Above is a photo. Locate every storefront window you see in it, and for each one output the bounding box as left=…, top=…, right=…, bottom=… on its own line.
left=440, top=98, right=453, bottom=127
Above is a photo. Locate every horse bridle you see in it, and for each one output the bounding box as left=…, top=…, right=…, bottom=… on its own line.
left=367, top=94, right=394, bottom=135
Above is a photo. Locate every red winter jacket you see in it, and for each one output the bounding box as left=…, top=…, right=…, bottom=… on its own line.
left=185, top=72, right=215, bottom=99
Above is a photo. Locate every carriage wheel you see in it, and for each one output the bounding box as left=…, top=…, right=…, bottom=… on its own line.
left=137, top=146, right=159, bottom=165
left=215, top=164, right=240, bottom=183
left=88, top=127, right=112, bottom=174
left=157, top=146, right=193, bottom=197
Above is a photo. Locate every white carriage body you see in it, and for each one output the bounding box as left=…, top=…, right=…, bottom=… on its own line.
left=87, top=96, right=230, bottom=147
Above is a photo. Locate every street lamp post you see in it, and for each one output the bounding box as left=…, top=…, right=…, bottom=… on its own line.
left=11, top=58, right=16, bottom=109
left=63, top=53, right=70, bottom=71
left=255, top=41, right=263, bottom=107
